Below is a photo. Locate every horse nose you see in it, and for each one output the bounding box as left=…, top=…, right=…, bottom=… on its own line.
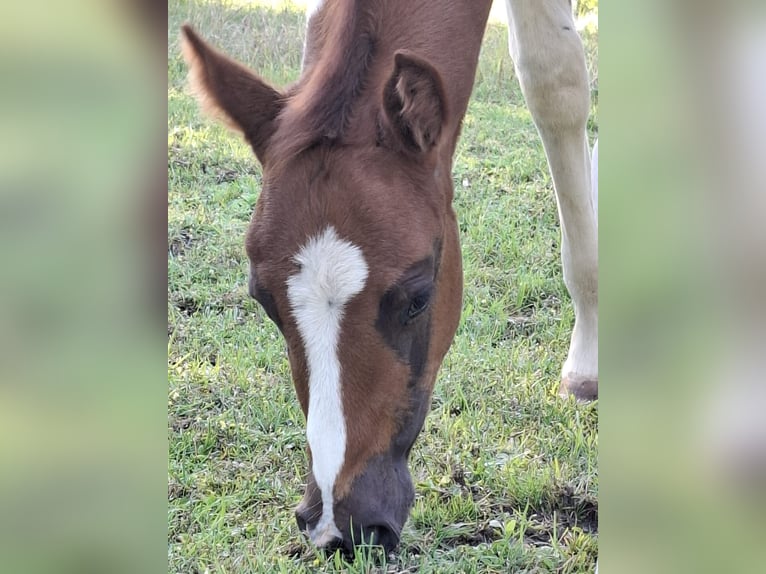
left=295, top=509, right=345, bottom=551
left=354, top=523, right=399, bottom=552
left=295, top=507, right=310, bottom=533
left=296, top=508, right=400, bottom=554
left=318, top=534, right=344, bottom=553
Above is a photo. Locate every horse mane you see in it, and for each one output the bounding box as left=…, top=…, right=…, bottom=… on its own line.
left=268, top=0, right=379, bottom=173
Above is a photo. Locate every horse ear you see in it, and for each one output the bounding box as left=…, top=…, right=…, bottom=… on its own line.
left=381, top=51, right=448, bottom=154
left=180, top=24, right=283, bottom=165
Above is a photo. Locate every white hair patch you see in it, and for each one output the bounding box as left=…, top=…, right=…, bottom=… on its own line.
left=286, top=226, right=368, bottom=546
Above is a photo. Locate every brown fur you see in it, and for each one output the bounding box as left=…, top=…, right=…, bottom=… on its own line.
left=182, top=0, right=494, bottom=550
left=269, top=0, right=378, bottom=173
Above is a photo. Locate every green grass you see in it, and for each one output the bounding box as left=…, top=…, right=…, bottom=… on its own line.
left=168, top=1, right=598, bottom=572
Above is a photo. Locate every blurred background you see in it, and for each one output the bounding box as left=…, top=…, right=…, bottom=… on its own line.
left=0, top=1, right=166, bottom=572
left=600, top=1, right=766, bottom=572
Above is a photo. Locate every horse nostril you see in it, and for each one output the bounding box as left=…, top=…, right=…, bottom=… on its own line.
left=323, top=535, right=344, bottom=554
left=359, top=524, right=399, bottom=552
left=295, top=509, right=309, bottom=533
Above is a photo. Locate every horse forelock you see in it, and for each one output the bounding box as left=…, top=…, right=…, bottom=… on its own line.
left=268, top=0, right=378, bottom=173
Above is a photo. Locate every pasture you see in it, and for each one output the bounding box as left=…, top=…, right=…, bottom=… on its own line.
left=168, top=0, right=598, bottom=572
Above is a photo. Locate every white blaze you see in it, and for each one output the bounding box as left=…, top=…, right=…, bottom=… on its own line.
left=286, top=226, right=368, bottom=546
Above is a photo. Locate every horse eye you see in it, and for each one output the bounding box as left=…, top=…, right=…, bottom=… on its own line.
left=406, top=291, right=431, bottom=320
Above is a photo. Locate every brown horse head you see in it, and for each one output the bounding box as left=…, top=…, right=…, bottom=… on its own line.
left=181, top=0, right=490, bottom=553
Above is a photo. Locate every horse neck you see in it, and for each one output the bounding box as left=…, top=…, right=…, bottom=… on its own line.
left=300, top=0, right=493, bottom=151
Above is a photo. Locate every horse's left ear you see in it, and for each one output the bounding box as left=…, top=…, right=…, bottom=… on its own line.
left=381, top=51, right=448, bottom=154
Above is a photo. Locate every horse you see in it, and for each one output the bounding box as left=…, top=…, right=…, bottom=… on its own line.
left=181, top=0, right=597, bottom=555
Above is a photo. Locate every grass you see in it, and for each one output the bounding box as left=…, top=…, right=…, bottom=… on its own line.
left=168, top=1, right=599, bottom=572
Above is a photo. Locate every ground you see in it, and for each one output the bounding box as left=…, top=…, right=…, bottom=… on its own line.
left=168, top=1, right=598, bottom=572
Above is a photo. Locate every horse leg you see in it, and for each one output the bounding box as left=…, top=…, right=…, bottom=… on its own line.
left=505, top=0, right=598, bottom=401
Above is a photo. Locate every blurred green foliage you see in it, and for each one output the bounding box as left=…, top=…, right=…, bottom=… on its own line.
left=576, top=0, right=598, bottom=18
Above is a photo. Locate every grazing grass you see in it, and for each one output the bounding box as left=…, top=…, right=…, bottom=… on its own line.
left=168, top=1, right=598, bottom=572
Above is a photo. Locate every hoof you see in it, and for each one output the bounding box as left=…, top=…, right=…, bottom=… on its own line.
left=559, top=375, right=598, bottom=402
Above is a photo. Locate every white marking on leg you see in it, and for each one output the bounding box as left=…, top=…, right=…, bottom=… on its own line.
left=301, top=0, right=325, bottom=69
left=286, top=226, right=368, bottom=546
left=591, top=138, right=598, bottom=220
left=305, top=0, right=324, bottom=21
left=506, top=0, right=598, bottom=389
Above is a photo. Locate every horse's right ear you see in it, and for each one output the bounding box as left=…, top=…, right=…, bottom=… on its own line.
left=180, top=24, right=283, bottom=165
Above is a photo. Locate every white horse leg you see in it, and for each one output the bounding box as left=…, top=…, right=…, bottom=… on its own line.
left=591, top=138, right=598, bottom=220
left=505, top=0, right=598, bottom=401
left=301, top=0, right=325, bottom=69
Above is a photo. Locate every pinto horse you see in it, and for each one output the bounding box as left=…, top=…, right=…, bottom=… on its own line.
left=181, top=0, right=597, bottom=554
